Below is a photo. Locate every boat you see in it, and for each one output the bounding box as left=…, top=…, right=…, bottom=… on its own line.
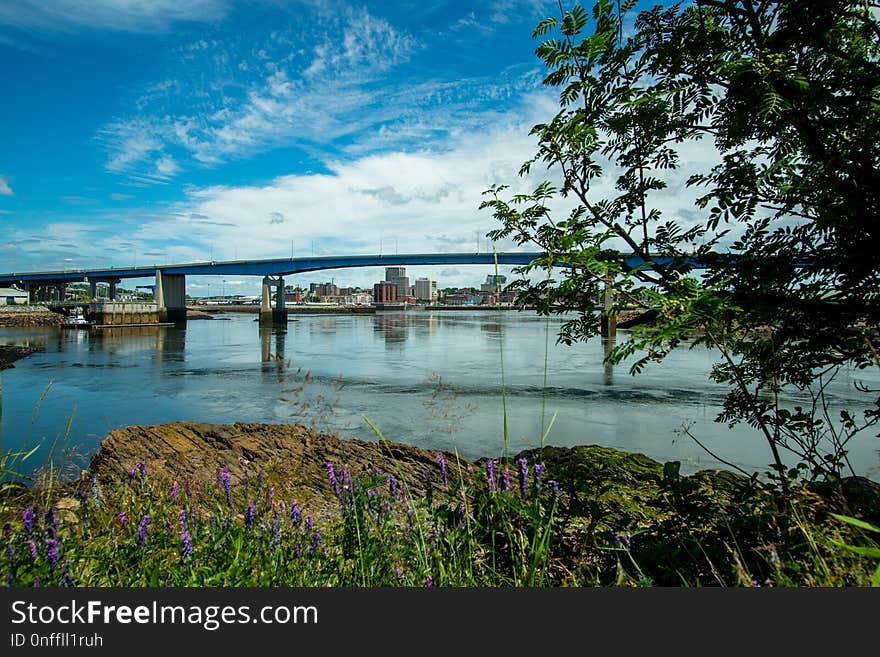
left=61, top=307, right=94, bottom=329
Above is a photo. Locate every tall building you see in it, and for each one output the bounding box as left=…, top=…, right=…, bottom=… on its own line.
left=385, top=267, right=409, bottom=298
left=414, top=278, right=437, bottom=303
left=481, top=274, right=507, bottom=295
left=373, top=282, right=397, bottom=304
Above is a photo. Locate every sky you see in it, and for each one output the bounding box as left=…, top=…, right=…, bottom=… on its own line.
left=0, top=0, right=696, bottom=297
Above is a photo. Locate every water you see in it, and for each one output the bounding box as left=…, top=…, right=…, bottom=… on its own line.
left=1, top=310, right=878, bottom=481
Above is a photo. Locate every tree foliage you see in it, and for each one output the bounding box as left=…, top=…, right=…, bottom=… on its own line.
left=481, top=0, right=880, bottom=489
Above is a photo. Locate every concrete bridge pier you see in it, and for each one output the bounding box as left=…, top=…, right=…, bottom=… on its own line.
left=600, top=278, right=617, bottom=340
left=155, top=269, right=187, bottom=325
left=259, top=276, right=288, bottom=326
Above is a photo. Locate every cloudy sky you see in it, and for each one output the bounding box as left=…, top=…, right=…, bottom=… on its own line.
left=0, top=0, right=692, bottom=296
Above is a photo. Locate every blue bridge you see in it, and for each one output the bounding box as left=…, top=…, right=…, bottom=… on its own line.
left=0, top=252, right=555, bottom=325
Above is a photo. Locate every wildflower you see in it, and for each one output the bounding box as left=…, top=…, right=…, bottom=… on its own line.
left=270, top=518, right=281, bottom=553
left=181, top=530, right=193, bottom=558
left=118, top=511, right=127, bottom=529
left=127, top=468, right=136, bottom=481
left=387, top=474, right=398, bottom=499
left=306, top=515, right=313, bottom=531
left=534, top=464, right=543, bottom=494
left=217, top=466, right=231, bottom=505
left=310, top=530, right=321, bottom=554
left=327, top=463, right=340, bottom=498
left=768, top=544, right=780, bottom=567
left=549, top=479, right=559, bottom=501
left=22, top=507, right=35, bottom=537
left=611, top=531, right=631, bottom=550
left=27, top=540, right=38, bottom=560
left=137, top=514, right=149, bottom=548
left=394, top=567, right=402, bottom=583
left=424, top=575, right=433, bottom=588
left=289, top=500, right=301, bottom=525
left=46, top=539, right=59, bottom=572
left=5, top=543, right=14, bottom=587
left=436, top=453, right=448, bottom=487
left=44, top=508, right=57, bottom=539
left=137, top=460, right=146, bottom=478
left=244, top=502, right=256, bottom=533
left=170, top=484, right=180, bottom=500
left=90, top=475, right=100, bottom=507
left=517, top=458, right=528, bottom=498
left=59, top=559, right=74, bottom=587
left=179, top=509, right=187, bottom=534
left=502, top=468, right=510, bottom=492
left=486, top=459, right=496, bottom=491
left=185, top=481, right=192, bottom=498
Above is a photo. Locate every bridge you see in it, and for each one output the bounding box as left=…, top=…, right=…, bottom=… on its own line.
left=0, top=252, right=559, bottom=325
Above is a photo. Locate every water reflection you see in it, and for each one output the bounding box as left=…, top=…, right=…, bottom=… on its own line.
left=260, top=325, right=287, bottom=370
left=603, top=337, right=616, bottom=385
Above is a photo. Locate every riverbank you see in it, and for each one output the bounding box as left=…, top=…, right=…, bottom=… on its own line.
left=3, top=419, right=878, bottom=586
left=0, top=305, right=63, bottom=327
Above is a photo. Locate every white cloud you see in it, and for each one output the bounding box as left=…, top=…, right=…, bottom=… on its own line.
left=0, top=0, right=228, bottom=33
left=0, top=176, right=12, bottom=196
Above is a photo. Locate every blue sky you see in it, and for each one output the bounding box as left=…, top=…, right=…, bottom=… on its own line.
left=0, top=0, right=700, bottom=296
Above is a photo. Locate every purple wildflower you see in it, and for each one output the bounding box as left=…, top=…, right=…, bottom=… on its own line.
left=502, top=468, right=510, bottom=492
left=181, top=530, right=193, bottom=558
left=424, top=575, right=433, bottom=588
left=127, top=467, right=136, bottom=481
left=244, top=502, right=256, bottom=533
left=387, top=474, right=397, bottom=499
left=517, top=458, right=528, bottom=498
left=59, top=559, right=74, bottom=587
left=217, top=466, right=231, bottom=505
left=27, top=540, right=38, bottom=560
left=118, top=511, right=127, bottom=529
left=486, top=459, right=496, bottom=491
left=43, top=508, right=57, bottom=539
left=179, top=509, right=187, bottom=534
left=170, top=484, right=180, bottom=500
left=394, top=567, right=402, bottom=583
left=137, top=460, right=146, bottom=478
left=46, top=539, right=59, bottom=572
left=436, top=453, right=448, bottom=487
left=90, top=475, right=100, bottom=507
left=550, top=479, right=559, bottom=500
left=310, top=530, right=321, bottom=554
left=327, top=463, right=340, bottom=498
left=270, top=518, right=280, bottom=553
left=22, top=507, right=35, bottom=536
left=137, top=514, right=149, bottom=548
left=534, top=463, right=543, bottom=494
left=289, top=500, right=301, bottom=525
left=306, top=515, right=313, bottom=531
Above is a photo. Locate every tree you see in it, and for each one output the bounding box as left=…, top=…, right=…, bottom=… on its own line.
left=481, top=0, right=880, bottom=490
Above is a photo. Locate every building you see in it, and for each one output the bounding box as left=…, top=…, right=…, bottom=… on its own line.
left=0, top=287, right=28, bottom=305
left=480, top=274, right=507, bottom=294
left=414, top=278, right=438, bottom=303
left=384, top=267, right=410, bottom=299
left=373, top=282, right=397, bottom=304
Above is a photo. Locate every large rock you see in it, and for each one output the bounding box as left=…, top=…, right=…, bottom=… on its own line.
left=87, top=421, right=478, bottom=522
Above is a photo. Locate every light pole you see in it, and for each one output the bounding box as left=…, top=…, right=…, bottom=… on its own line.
left=222, top=279, right=226, bottom=302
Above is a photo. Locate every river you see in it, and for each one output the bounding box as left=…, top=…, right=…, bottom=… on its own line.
left=1, top=310, right=878, bottom=481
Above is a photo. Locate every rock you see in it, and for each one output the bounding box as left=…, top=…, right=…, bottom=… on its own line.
left=0, top=345, right=40, bottom=370
left=86, top=421, right=478, bottom=524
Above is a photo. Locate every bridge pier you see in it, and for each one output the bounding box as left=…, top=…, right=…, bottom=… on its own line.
left=155, top=269, right=187, bottom=325
left=260, top=276, right=287, bottom=326
left=600, top=279, right=617, bottom=340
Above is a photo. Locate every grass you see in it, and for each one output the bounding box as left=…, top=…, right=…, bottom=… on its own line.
left=1, top=444, right=878, bottom=587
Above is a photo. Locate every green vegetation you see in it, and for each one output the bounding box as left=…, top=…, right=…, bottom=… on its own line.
left=2, top=447, right=878, bottom=587
left=482, top=0, right=880, bottom=492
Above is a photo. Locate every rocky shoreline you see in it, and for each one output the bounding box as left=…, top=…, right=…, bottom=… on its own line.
left=59, top=420, right=879, bottom=533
